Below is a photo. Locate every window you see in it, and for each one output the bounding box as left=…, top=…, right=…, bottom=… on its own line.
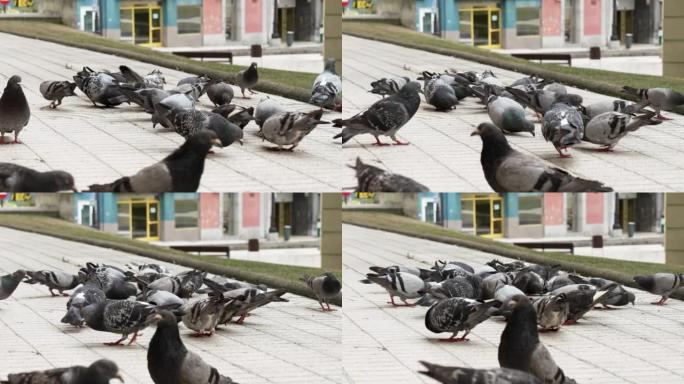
left=461, top=198, right=474, bottom=230
left=177, top=5, right=202, bottom=34
left=175, top=194, right=199, bottom=228
left=117, top=202, right=130, bottom=232
left=459, top=10, right=472, bottom=42
left=120, top=8, right=133, bottom=42
left=516, top=5, right=540, bottom=36
left=519, top=193, right=542, bottom=225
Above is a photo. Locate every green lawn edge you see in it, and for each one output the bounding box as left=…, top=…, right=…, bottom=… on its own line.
left=0, top=20, right=315, bottom=103
left=0, top=213, right=341, bottom=305
left=342, top=210, right=684, bottom=300
left=343, top=21, right=684, bottom=115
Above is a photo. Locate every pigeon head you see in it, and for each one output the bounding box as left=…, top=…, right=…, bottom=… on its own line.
left=12, top=270, right=26, bottom=280
left=211, top=104, right=237, bottom=118
left=324, top=58, right=337, bottom=73
left=399, top=81, right=421, bottom=96
left=424, top=303, right=444, bottom=333
left=632, top=111, right=662, bottom=127
left=153, top=310, right=179, bottom=327
left=191, top=130, right=222, bottom=149
left=471, top=122, right=513, bottom=153
left=556, top=93, right=583, bottom=107
left=250, top=62, right=258, bottom=69
left=88, top=359, right=124, bottom=383
left=7, top=75, right=22, bottom=86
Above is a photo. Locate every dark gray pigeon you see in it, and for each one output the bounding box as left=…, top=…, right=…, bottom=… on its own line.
left=0, top=75, right=30, bottom=144
left=593, top=281, right=635, bottom=308
left=206, top=285, right=287, bottom=325
left=546, top=273, right=588, bottom=292
left=481, top=272, right=515, bottom=300
left=487, top=95, right=535, bottom=136
left=0, top=163, right=76, bottom=192
left=368, top=265, right=434, bottom=281
left=0, top=270, right=26, bottom=300
left=261, top=109, right=328, bottom=150
left=512, top=270, right=544, bottom=295
left=362, top=271, right=427, bottom=306
left=171, top=108, right=244, bottom=147
left=120, top=86, right=174, bottom=113
left=369, top=76, right=409, bottom=98
left=24, top=270, right=81, bottom=297
left=2, top=359, right=123, bottom=384
left=622, top=86, right=684, bottom=120
left=424, top=298, right=498, bottom=342
left=421, top=72, right=458, bottom=111
left=580, top=99, right=635, bottom=121
left=88, top=130, right=222, bottom=192
left=419, top=361, right=542, bottom=384
left=472, top=123, right=612, bottom=192
left=499, top=295, right=577, bottom=384
left=177, top=74, right=211, bottom=87
left=79, top=72, right=129, bottom=107
left=39, top=81, right=78, bottom=109
left=236, top=62, right=258, bottom=98
left=254, top=97, right=285, bottom=128
left=61, top=279, right=106, bottom=327
left=148, top=311, right=238, bottom=384
left=310, top=58, right=342, bottom=110
left=583, top=111, right=661, bottom=151
left=417, top=275, right=482, bottom=306
left=301, top=273, right=341, bottom=311
left=532, top=294, right=569, bottom=331
left=633, top=273, right=683, bottom=305
left=82, top=299, right=158, bottom=345
left=333, top=81, right=421, bottom=145
left=206, top=81, right=235, bottom=106
left=351, top=157, right=429, bottom=192
left=226, top=106, right=254, bottom=129
left=550, top=283, right=606, bottom=324
left=542, top=95, right=585, bottom=157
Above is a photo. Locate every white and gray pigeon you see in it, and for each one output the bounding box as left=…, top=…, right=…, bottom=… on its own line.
left=424, top=298, right=498, bottom=342
left=542, top=95, right=585, bottom=157
left=481, top=272, right=516, bottom=299
left=369, top=76, right=410, bottom=98
left=417, top=274, right=482, bottom=307
left=583, top=111, right=661, bottom=151
left=421, top=72, right=458, bottom=111
left=362, top=271, right=427, bottom=306
left=351, top=157, right=429, bottom=192
left=368, top=265, right=435, bottom=281
left=81, top=299, right=158, bottom=345
left=79, top=72, right=129, bottom=107
left=254, top=97, right=285, bottom=128
left=419, top=361, right=542, bottom=384
left=532, top=294, right=569, bottom=331
left=333, top=81, right=421, bottom=145
left=0, top=163, right=76, bottom=192
left=148, top=311, right=238, bottom=384
left=301, top=272, right=341, bottom=311
left=24, top=270, right=81, bottom=297
left=144, top=68, right=166, bottom=89
left=61, top=277, right=106, bottom=327
left=472, top=123, right=613, bottom=192
left=182, top=296, right=229, bottom=336
left=236, top=62, right=258, bottom=98
left=580, top=99, right=635, bottom=121
left=152, top=93, right=193, bottom=129
left=0, top=75, right=30, bottom=144
left=0, top=270, right=26, bottom=300
left=506, top=86, right=582, bottom=116
left=174, top=82, right=206, bottom=102
left=39, top=80, right=78, bottom=109
left=211, top=286, right=288, bottom=325
left=499, top=295, right=577, bottom=384
left=2, top=359, right=123, bottom=384
left=486, top=95, right=535, bottom=136
left=633, top=273, right=683, bottom=305
left=622, top=86, right=684, bottom=120
left=206, top=81, right=235, bottom=106
left=591, top=280, right=635, bottom=308
left=171, top=107, right=244, bottom=148
left=261, top=109, right=329, bottom=150
left=550, top=283, right=607, bottom=324
left=310, top=58, right=342, bottom=110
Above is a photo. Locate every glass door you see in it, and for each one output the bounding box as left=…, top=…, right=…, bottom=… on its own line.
left=147, top=201, right=159, bottom=240
left=489, top=9, right=501, bottom=48
left=472, top=10, right=489, bottom=46
left=462, top=5, right=502, bottom=49
left=120, top=4, right=162, bottom=47
left=462, top=194, right=504, bottom=238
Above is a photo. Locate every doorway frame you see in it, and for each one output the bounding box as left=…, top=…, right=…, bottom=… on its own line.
left=116, top=197, right=160, bottom=241
left=460, top=5, right=502, bottom=49
left=461, top=194, right=504, bottom=238
left=120, top=3, right=163, bottom=47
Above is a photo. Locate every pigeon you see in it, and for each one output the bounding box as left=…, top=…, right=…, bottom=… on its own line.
left=532, top=294, right=569, bottom=331
left=206, top=81, right=235, bottom=106
left=580, top=99, right=635, bottom=121
left=543, top=82, right=567, bottom=96
left=171, top=108, right=244, bottom=147
left=177, top=74, right=210, bottom=87
left=498, top=295, right=576, bottom=384
left=119, top=87, right=173, bottom=113
left=260, top=109, right=329, bottom=150
left=480, top=70, right=503, bottom=87
left=300, top=273, right=341, bottom=311
left=78, top=72, right=129, bottom=107
left=506, top=86, right=582, bottom=116
left=182, top=296, right=230, bottom=336
left=486, top=95, right=535, bottom=136
left=2, top=359, right=123, bottom=384
left=0, top=75, right=30, bottom=144
left=81, top=299, right=158, bottom=345
left=0, top=270, right=26, bottom=300
left=175, top=82, right=206, bottom=102
left=148, top=310, right=238, bottom=384
left=512, top=270, right=545, bottom=295
left=593, top=282, right=635, bottom=308
left=80, top=263, right=137, bottom=300
left=152, top=93, right=193, bottom=128
left=138, top=271, right=204, bottom=299
left=583, top=111, right=661, bottom=151
left=333, top=81, right=421, bottom=145
left=39, top=81, right=78, bottom=109
left=422, top=73, right=458, bottom=111
left=542, top=95, right=585, bottom=157
left=472, top=123, right=613, bottom=192
left=546, top=273, right=588, bottom=292
left=369, top=76, right=409, bottom=97
left=481, top=272, right=515, bottom=299
left=0, top=163, right=76, bottom=192
left=236, top=62, right=258, bottom=98
left=142, top=289, right=186, bottom=311
left=368, top=265, right=434, bottom=281
left=254, top=97, right=285, bottom=128
left=418, top=274, right=482, bottom=305
left=424, top=298, right=498, bottom=342
left=61, top=280, right=106, bottom=326
left=210, top=104, right=237, bottom=119
left=141, top=68, right=166, bottom=89
left=621, top=86, right=684, bottom=120
left=418, top=361, right=542, bottom=384
left=226, top=106, right=255, bottom=129
left=550, top=283, right=606, bottom=323
left=633, top=273, right=683, bottom=305
left=24, top=270, right=81, bottom=297
left=493, top=285, right=526, bottom=309
left=206, top=285, right=288, bottom=325
left=310, top=58, right=342, bottom=110
left=362, top=271, right=427, bottom=306
left=351, top=157, right=429, bottom=192
left=510, top=74, right=545, bottom=87
left=88, top=130, right=222, bottom=192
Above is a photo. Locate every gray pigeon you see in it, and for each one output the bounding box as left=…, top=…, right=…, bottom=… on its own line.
left=421, top=73, right=458, bottom=111
left=472, top=123, right=613, bottom=192
left=633, top=273, right=683, bottom=305
left=0, top=75, right=30, bottom=144
left=254, top=97, right=285, bottom=128
left=226, top=106, right=255, bottom=129
left=174, top=82, right=206, bottom=102
left=419, top=361, right=542, bottom=384
left=506, top=86, right=582, bottom=117
left=481, top=272, right=515, bottom=299
left=542, top=95, right=585, bottom=157
left=487, top=95, right=535, bottom=136
left=177, top=74, right=210, bottom=87
left=152, top=93, right=193, bottom=129
left=594, top=282, right=635, bottom=308
left=62, top=272, right=106, bottom=327
left=622, top=86, right=684, bottom=120
left=512, top=270, right=544, bottom=295
left=148, top=311, right=238, bottom=384
left=39, top=81, right=78, bottom=109
left=24, top=270, right=81, bottom=297
left=119, top=87, right=173, bottom=113
left=206, top=81, right=235, bottom=106
left=261, top=109, right=329, bottom=150
left=182, top=296, right=229, bottom=336
left=532, top=294, right=569, bottom=331
left=580, top=99, right=635, bottom=121
left=368, top=265, right=435, bottom=281
left=362, top=271, right=427, bottom=306
left=550, top=283, right=606, bottom=324
left=499, top=295, right=577, bottom=384
left=424, top=298, right=498, bottom=341
left=143, top=68, right=166, bottom=89
left=418, top=274, right=482, bottom=305
left=0, top=163, right=76, bottom=192
left=2, top=359, right=123, bottom=384
left=370, top=76, right=410, bottom=98
left=310, top=58, right=342, bottom=110
left=81, top=299, right=158, bottom=345
left=171, top=108, right=244, bottom=147
left=0, top=270, right=26, bottom=300
left=351, top=157, right=429, bottom=192
left=583, top=111, right=661, bottom=151
left=301, top=273, right=341, bottom=311
left=546, top=273, right=587, bottom=292
left=333, top=81, right=421, bottom=145
left=236, top=62, right=258, bottom=98
left=208, top=286, right=288, bottom=325
left=80, top=72, right=129, bottom=107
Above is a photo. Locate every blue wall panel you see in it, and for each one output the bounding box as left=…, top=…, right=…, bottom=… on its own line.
left=504, top=193, right=518, bottom=218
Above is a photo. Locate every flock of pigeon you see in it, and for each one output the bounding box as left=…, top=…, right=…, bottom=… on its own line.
left=360, top=258, right=682, bottom=383
left=0, top=58, right=341, bottom=192
left=0, top=262, right=341, bottom=383
left=339, top=68, right=684, bottom=193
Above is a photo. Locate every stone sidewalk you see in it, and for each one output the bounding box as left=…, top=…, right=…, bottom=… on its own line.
left=0, top=33, right=341, bottom=192
left=0, top=227, right=342, bottom=384
left=341, top=35, right=684, bottom=191
left=342, top=224, right=684, bottom=384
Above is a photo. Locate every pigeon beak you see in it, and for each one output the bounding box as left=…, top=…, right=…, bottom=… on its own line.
left=470, top=129, right=480, bottom=136
left=153, top=313, right=163, bottom=322
left=211, top=138, right=222, bottom=147
left=239, top=139, right=244, bottom=146
left=115, top=372, right=125, bottom=382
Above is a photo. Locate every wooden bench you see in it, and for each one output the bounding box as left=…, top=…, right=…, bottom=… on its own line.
left=172, top=51, right=234, bottom=64
left=511, top=53, right=572, bottom=67
left=513, top=242, right=574, bottom=254
left=169, top=245, right=231, bottom=257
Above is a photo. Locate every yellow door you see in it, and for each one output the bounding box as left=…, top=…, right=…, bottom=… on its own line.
left=466, top=5, right=502, bottom=49
left=120, top=4, right=163, bottom=47
left=117, top=197, right=160, bottom=241
left=462, top=194, right=504, bottom=238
